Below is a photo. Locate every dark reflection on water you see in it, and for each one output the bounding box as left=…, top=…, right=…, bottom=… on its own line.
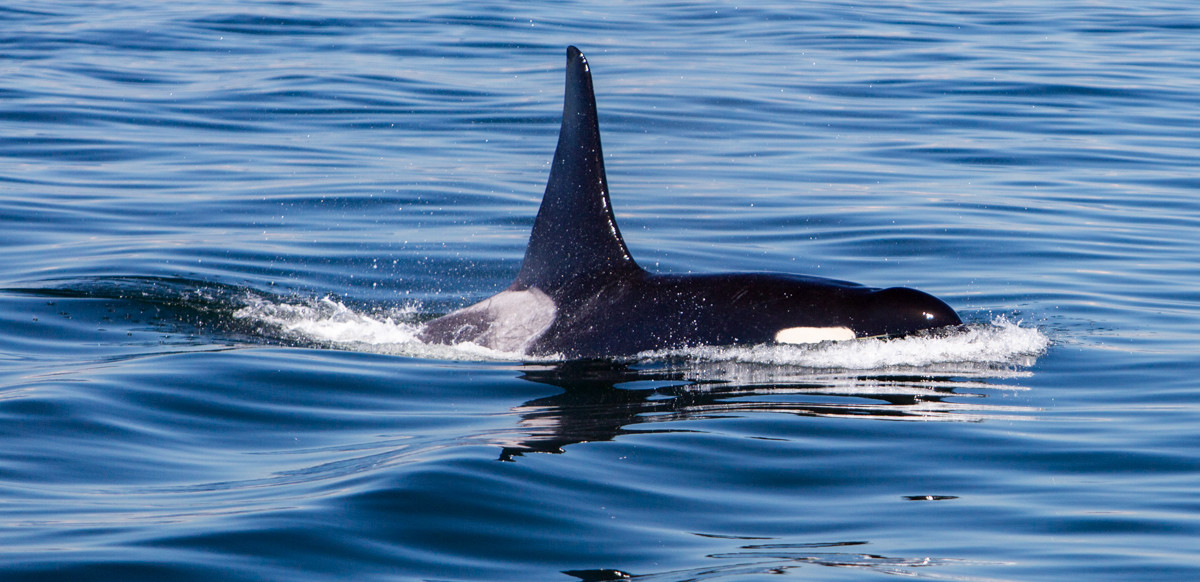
left=499, top=359, right=1029, bottom=461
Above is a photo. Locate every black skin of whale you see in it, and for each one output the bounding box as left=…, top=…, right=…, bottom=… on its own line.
left=418, top=46, right=961, bottom=359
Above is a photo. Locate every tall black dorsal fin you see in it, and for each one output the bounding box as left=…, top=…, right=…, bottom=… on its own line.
left=513, top=46, right=642, bottom=292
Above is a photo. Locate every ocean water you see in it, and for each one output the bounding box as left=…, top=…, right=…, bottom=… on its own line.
left=2, top=1, right=1199, bottom=580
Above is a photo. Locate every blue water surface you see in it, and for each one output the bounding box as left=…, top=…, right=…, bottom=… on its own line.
left=3, top=1, right=1199, bottom=580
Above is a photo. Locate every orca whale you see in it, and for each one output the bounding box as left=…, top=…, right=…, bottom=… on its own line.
left=418, top=46, right=961, bottom=359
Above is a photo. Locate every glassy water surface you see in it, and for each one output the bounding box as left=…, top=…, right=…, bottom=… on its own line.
left=2, top=1, right=1199, bottom=580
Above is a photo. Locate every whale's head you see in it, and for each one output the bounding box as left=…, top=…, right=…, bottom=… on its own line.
left=854, top=287, right=962, bottom=338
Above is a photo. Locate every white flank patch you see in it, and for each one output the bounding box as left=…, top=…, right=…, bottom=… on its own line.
left=454, top=288, right=557, bottom=353
left=774, top=326, right=857, bottom=345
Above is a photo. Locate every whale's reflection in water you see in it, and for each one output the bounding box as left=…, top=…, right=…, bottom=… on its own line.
left=494, top=359, right=1033, bottom=461
left=496, top=360, right=1030, bottom=580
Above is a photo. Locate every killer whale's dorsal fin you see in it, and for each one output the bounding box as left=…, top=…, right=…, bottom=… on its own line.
left=513, top=46, right=642, bottom=292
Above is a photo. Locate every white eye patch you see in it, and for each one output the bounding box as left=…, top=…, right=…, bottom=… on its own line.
left=774, top=326, right=856, bottom=345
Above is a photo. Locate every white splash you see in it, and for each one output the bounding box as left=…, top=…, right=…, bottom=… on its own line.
left=648, top=317, right=1049, bottom=371
left=235, top=294, right=420, bottom=344
left=233, top=294, right=546, bottom=361
left=233, top=294, right=1048, bottom=370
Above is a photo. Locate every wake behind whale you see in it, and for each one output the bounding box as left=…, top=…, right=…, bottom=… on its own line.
left=417, top=47, right=961, bottom=359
